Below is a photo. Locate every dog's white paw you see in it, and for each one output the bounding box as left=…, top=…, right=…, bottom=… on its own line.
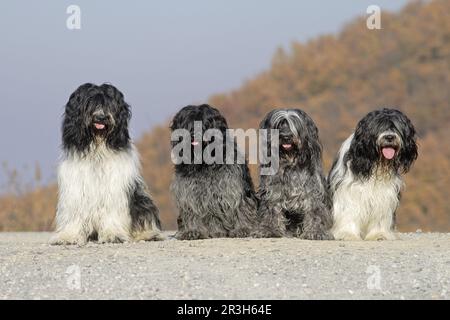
left=301, top=230, right=334, bottom=241
left=97, top=231, right=130, bottom=244
left=365, top=231, right=397, bottom=241
left=175, top=230, right=208, bottom=240
left=50, top=233, right=87, bottom=246
left=133, top=230, right=165, bottom=242
left=228, top=228, right=251, bottom=238
left=333, top=231, right=362, bottom=241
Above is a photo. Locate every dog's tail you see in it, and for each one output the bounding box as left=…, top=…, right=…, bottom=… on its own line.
left=129, top=178, right=165, bottom=241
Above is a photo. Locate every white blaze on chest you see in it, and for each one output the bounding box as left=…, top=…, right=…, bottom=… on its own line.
left=58, top=144, right=139, bottom=225
left=334, top=167, right=403, bottom=226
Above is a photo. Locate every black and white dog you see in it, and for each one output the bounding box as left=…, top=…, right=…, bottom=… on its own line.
left=170, top=104, right=258, bottom=240
left=328, top=108, right=418, bottom=241
left=51, top=83, right=162, bottom=245
left=255, top=109, right=333, bottom=240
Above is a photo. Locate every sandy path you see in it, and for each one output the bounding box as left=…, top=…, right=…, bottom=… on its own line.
left=0, top=232, right=448, bottom=299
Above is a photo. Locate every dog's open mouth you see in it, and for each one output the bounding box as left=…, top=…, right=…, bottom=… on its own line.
left=281, top=143, right=293, bottom=150
left=381, top=147, right=397, bottom=160
left=94, top=123, right=106, bottom=130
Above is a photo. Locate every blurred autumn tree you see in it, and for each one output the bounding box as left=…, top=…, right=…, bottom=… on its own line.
left=1, top=0, right=449, bottom=232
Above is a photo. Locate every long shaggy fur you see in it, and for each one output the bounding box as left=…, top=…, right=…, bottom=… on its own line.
left=51, top=83, right=162, bottom=245
left=328, top=108, right=418, bottom=241
left=170, top=104, right=258, bottom=240
left=255, top=109, right=333, bottom=240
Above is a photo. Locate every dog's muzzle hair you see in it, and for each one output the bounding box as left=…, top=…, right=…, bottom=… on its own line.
left=255, top=108, right=333, bottom=240
left=51, top=83, right=163, bottom=245
left=170, top=104, right=258, bottom=240
left=328, top=108, right=418, bottom=241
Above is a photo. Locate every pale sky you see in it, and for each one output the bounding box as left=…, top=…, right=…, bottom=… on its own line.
left=0, top=0, right=409, bottom=186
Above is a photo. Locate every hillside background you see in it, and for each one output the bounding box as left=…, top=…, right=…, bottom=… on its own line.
left=1, top=0, right=449, bottom=232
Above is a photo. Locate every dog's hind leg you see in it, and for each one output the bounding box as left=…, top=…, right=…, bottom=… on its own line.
left=129, top=179, right=165, bottom=241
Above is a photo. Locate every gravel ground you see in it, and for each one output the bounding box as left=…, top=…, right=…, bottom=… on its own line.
left=0, top=232, right=449, bottom=300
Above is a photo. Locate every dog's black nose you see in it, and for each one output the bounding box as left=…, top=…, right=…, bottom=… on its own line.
left=384, top=134, right=395, bottom=142
left=280, top=132, right=293, bottom=140
left=94, top=115, right=107, bottom=123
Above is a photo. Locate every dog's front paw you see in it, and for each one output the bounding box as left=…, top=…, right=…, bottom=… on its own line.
left=98, top=236, right=127, bottom=244
left=133, top=230, right=165, bottom=242
left=50, top=233, right=87, bottom=246
left=251, top=228, right=284, bottom=238
left=300, top=230, right=334, bottom=241
left=364, top=231, right=397, bottom=241
left=97, top=232, right=129, bottom=244
left=175, top=230, right=208, bottom=241
left=229, top=228, right=251, bottom=238
left=332, top=231, right=362, bottom=241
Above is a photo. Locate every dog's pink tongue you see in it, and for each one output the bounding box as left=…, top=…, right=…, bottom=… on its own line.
left=191, top=141, right=199, bottom=146
left=282, top=144, right=292, bottom=150
left=94, top=123, right=105, bottom=130
left=382, top=147, right=396, bottom=160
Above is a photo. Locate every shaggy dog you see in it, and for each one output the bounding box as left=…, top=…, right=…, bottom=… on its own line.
left=328, top=108, right=418, bottom=241
left=170, top=104, right=258, bottom=240
left=51, top=83, right=162, bottom=245
left=255, top=109, right=333, bottom=240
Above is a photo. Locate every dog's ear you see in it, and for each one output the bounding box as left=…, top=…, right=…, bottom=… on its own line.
left=62, top=83, right=96, bottom=151
left=65, top=83, right=95, bottom=114
left=169, top=117, right=178, bottom=132
left=113, top=100, right=131, bottom=144
left=170, top=105, right=192, bottom=132
left=209, top=111, right=229, bottom=133
left=303, top=114, right=323, bottom=168
left=259, top=110, right=275, bottom=129
left=259, top=110, right=277, bottom=160
left=348, top=113, right=379, bottom=178
left=289, top=109, right=323, bottom=169
left=103, top=84, right=131, bottom=150
left=397, top=111, right=418, bottom=174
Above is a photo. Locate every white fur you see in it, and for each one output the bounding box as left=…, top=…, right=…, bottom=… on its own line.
left=51, top=143, right=141, bottom=245
left=330, top=134, right=403, bottom=241
left=270, top=109, right=303, bottom=137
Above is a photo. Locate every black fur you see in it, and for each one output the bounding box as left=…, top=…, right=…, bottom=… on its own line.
left=129, top=178, right=162, bottom=233
left=62, top=83, right=131, bottom=153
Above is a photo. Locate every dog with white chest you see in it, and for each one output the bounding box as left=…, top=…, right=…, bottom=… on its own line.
left=328, top=108, right=418, bottom=241
left=51, top=83, right=162, bottom=245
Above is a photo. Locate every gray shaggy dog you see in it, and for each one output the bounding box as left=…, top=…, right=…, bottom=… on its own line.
left=254, top=109, right=333, bottom=240
left=170, top=104, right=258, bottom=240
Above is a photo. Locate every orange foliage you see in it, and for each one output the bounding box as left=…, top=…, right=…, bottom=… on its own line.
left=0, top=0, right=449, bottom=231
